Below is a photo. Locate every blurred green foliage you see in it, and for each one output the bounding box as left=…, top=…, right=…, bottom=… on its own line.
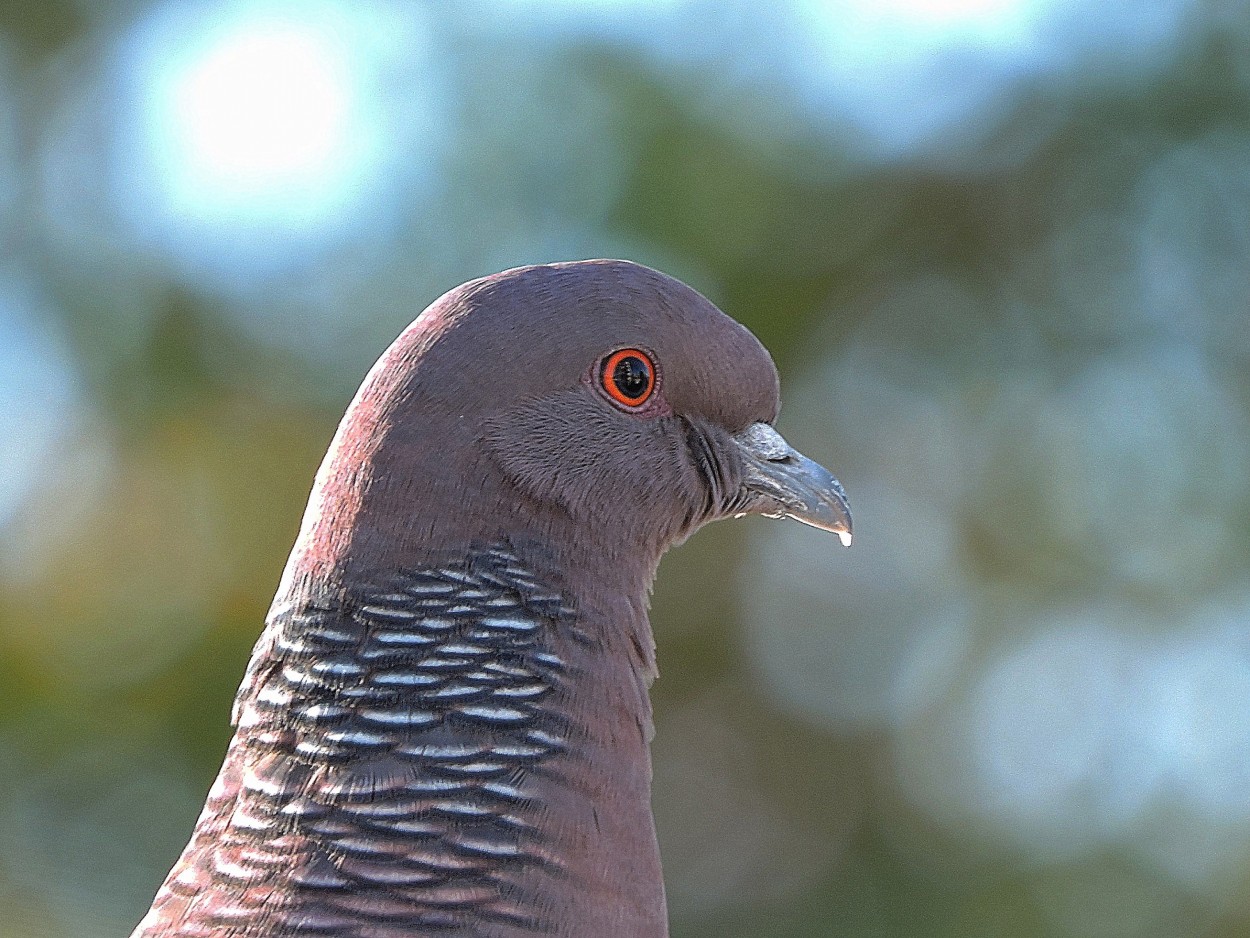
left=4, top=3, right=1250, bottom=938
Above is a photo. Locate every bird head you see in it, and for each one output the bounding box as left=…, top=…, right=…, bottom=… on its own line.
left=284, top=259, right=850, bottom=590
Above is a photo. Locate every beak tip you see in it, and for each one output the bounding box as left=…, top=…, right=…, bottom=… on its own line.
left=732, top=422, right=853, bottom=548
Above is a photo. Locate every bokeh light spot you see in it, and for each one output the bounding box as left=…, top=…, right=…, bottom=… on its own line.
left=165, top=24, right=353, bottom=200
left=968, top=620, right=1157, bottom=856
left=113, top=0, right=446, bottom=281
left=0, top=272, right=86, bottom=535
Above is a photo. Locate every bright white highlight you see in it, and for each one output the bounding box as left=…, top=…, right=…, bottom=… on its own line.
left=115, top=1, right=444, bottom=281
left=166, top=24, right=354, bottom=201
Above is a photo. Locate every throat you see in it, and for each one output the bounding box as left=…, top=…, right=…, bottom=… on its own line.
left=206, top=544, right=666, bottom=937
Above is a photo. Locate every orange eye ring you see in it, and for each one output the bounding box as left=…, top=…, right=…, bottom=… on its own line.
left=600, top=348, right=656, bottom=409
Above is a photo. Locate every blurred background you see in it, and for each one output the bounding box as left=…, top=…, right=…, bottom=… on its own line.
left=1, top=1, right=1249, bottom=935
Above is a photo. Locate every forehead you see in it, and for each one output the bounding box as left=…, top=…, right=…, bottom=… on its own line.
left=427, top=260, right=780, bottom=429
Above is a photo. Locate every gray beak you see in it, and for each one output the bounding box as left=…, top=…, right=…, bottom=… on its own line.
left=732, top=422, right=853, bottom=545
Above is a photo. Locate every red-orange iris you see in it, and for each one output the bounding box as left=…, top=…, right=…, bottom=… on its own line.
left=601, top=348, right=655, bottom=408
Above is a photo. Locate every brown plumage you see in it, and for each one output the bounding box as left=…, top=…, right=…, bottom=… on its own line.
left=131, top=259, right=851, bottom=938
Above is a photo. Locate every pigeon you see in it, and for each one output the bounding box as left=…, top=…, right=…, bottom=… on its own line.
left=130, top=259, right=851, bottom=938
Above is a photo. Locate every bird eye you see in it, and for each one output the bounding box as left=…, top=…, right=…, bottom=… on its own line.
left=600, top=348, right=655, bottom=408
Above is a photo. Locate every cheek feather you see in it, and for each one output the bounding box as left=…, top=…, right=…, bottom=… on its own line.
left=482, top=390, right=696, bottom=546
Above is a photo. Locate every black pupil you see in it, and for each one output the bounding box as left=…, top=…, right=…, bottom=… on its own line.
left=612, top=355, right=651, bottom=401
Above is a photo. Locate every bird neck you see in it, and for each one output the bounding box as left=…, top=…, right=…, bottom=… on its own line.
left=167, top=542, right=669, bottom=938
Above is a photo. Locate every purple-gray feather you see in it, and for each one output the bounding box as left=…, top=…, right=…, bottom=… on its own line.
left=130, top=260, right=849, bottom=938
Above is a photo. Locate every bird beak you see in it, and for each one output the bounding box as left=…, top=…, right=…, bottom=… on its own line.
left=732, top=422, right=853, bottom=546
